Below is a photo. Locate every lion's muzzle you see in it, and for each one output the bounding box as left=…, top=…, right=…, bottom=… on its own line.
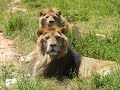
left=46, top=43, right=59, bottom=55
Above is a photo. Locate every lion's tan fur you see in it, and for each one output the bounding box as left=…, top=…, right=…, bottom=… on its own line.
left=27, top=27, right=119, bottom=79
left=39, top=8, right=68, bottom=28
left=79, top=57, right=118, bottom=77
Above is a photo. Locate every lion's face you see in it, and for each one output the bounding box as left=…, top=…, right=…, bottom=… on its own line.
left=43, top=31, right=63, bottom=55
left=37, top=29, right=68, bottom=56
left=39, top=8, right=63, bottom=28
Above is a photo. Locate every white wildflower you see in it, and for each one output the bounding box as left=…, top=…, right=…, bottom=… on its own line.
left=5, top=78, right=17, bottom=87
left=19, top=56, right=26, bottom=62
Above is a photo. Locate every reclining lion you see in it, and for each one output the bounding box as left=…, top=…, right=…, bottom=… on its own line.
left=39, top=8, right=80, bottom=34
left=38, top=8, right=106, bottom=39
left=28, top=27, right=119, bottom=79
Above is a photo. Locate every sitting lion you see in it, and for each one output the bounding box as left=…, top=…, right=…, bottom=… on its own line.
left=28, top=27, right=119, bottom=79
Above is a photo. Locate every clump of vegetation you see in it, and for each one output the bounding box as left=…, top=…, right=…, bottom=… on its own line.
left=0, top=0, right=10, bottom=13
left=5, top=14, right=27, bottom=36
left=67, top=27, right=120, bottom=62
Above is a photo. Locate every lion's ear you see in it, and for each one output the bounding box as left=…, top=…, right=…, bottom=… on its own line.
left=56, top=10, right=61, bottom=16
left=58, top=11, right=61, bottom=15
left=37, top=30, right=44, bottom=37
left=40, top=11, right=46, bottom=16
left=60, top=27, right=67, bottom=34
left=40, top=12, right=43, bottom=16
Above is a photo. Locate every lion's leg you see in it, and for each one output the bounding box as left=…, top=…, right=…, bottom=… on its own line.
left=25, top=52, right=36, bottom=62
left=31, top=54, right=50, bottom=79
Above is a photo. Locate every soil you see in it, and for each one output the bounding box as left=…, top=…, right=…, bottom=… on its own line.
left=0, top=32, right=20, bottom=65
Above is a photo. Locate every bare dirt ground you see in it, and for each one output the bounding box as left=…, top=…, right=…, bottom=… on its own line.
left=0, top=32, right=20, bottom=65
left=7, top=0, right=27, bottom=13
left=0, top=0, right=27, bottom=66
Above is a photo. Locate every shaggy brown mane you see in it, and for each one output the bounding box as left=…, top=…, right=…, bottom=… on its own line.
left=43, top=47, right=81, bottom=79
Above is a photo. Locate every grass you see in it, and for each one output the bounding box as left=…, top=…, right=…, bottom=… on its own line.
left=0, top=0, right=11, bottom=13
left=0, top=0, right=11, bottom=32
left=0, top=0, right=120, bottom=90
left=1, top=65, right=120, bottom=90
left=67, top=28, right=120, bottom=62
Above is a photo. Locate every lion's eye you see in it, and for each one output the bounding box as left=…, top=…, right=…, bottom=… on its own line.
left=55, top=36, right=61, bottom=40
left=45, top=36, right=50, bottom=40
left=45, top=16, right=49, bottom=18
left=55, top=14, right=60, bottom=17
left=53, top=16, right=57, bottom=18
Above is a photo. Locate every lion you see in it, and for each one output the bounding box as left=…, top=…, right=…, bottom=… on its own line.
left=38, top=8, right=106, bottom=39
left=28, top=27, right=119, bottom=79
left=39, top=8, right=80, bottom=34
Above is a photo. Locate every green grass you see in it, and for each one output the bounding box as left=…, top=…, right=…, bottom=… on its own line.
left=1, top=65, right=120, bottom=90
left=0, top=0, right=11, bottom=13
left=67, top=28, right=120, bottom=62
left=0, top=0, right=120, bottom=90
left=21, top=0, right=120, bottom=16
left=0, top=0, right=11, bottom=31
left=4, top=12, right=39, bottom=54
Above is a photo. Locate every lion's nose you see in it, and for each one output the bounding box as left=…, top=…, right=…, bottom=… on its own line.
left=49, top=20, right=54, bottom=24
left=50, top=44, right=56, bottom=47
